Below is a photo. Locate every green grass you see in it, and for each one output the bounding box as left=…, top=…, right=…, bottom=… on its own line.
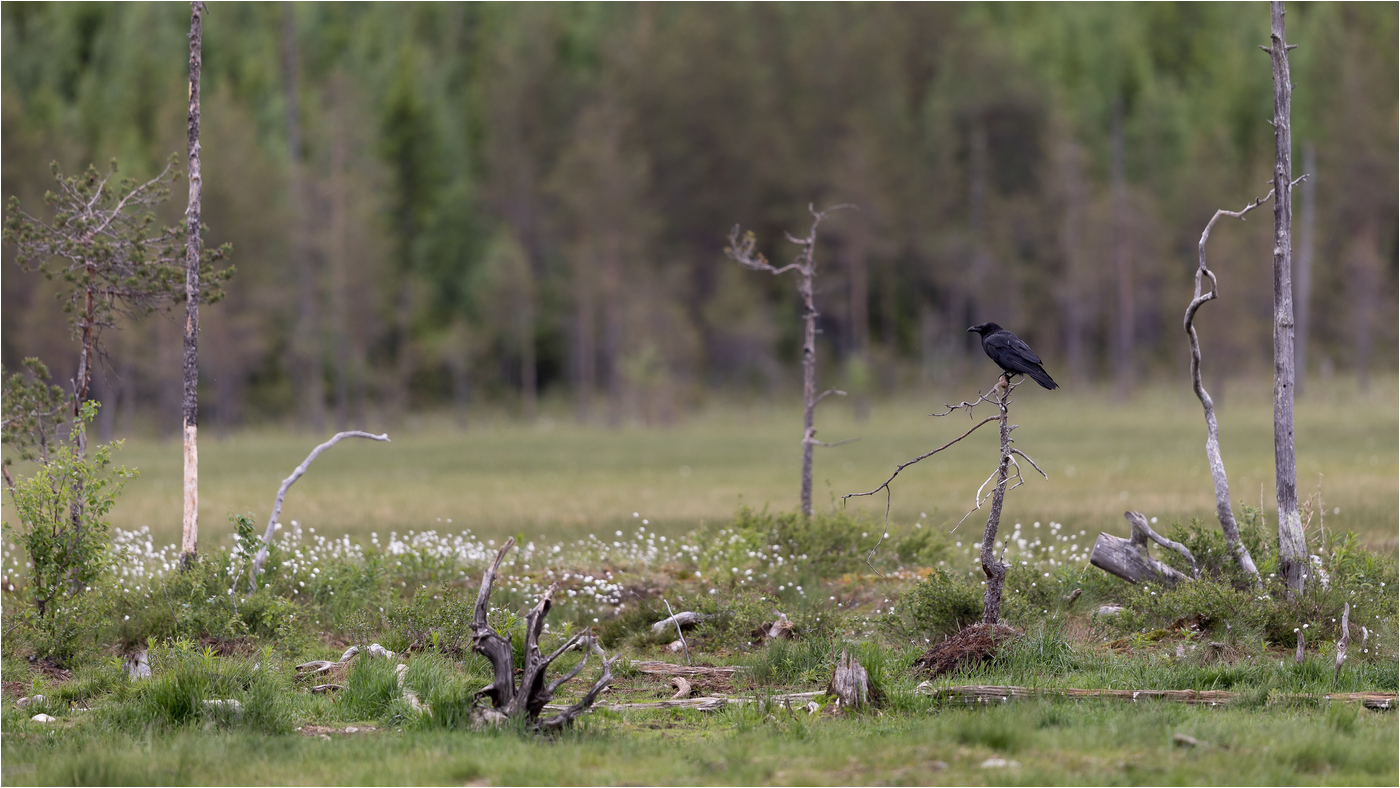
left=3, top=701, right=1395, bottom=785
left=19, top=376, right=1395, bottom=552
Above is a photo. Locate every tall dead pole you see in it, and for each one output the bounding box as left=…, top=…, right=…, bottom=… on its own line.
left=1265, top=1, right=1306, bottom=596
left=181, top=1, right=204, bottom=568
left=727, top=204, right=855, bottom=518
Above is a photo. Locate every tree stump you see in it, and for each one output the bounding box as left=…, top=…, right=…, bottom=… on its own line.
left=827, top=649, right=879, bottom=710
left=469, top=537, right=616, bottom=731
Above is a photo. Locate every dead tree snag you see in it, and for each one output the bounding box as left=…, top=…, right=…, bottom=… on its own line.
left=727, top=204, right=856, bottom=518
left=182, top=1, right=205, bottom=568
left=470, top=537, right=616, bottom=731
left=1265, top=1, right=1308, bottom=597
left=846, top=376, right=1043, bottom=623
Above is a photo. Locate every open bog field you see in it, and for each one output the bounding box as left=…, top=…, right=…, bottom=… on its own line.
left=64, top=376, right=1398, bottom=554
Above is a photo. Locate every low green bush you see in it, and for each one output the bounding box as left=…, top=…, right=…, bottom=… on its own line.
left=885, top=568, right=981, bottom=641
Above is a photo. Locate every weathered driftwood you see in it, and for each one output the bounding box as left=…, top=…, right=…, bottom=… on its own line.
left=1089, top=511, right=1195, bottom=587
left=295, top=645, right=363, bottom=678
left=470, top=537, right=616, bottom=731
left=827, top=649, right=874, bottom=710
left=650, top=611, right=710, bottom=635
left=630, top=661, right=739, bottom=677
left=249, top=431, right=391, bottom=587
left=669, top=676, right=692, bottom=700
left=547, top=690, right=825, bottom=714
left=660, top=598, right=691, bottom=664
left=915, top=683, right=1396, bottom=710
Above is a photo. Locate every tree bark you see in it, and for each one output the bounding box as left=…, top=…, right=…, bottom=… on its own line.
left=1294, top=142, right=1315, bottom=397
left=1268, top=1, right=1306, bottom=597
left=1188, top=197, right=1265, bottom=583
left=980, top=378, right=1012, bottom=623
left=181, top=1, right=204, bottom=569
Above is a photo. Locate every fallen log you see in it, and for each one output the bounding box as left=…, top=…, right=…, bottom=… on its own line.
left=630, top=661, right=739, bottom=677
left=650, top=611, right=711, bottom=635
left=915, top=683, right=1396, bottom=710
left=669, top=676, right=692, bottom=700
left=545, top=690, right=825, bottom=714
left=1090, top=511, right=1195, bottom=587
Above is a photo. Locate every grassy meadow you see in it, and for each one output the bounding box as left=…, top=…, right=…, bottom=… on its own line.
left=79, top=376, right=1399, bottom=552
left=2, top=376, right=1396, bottom=787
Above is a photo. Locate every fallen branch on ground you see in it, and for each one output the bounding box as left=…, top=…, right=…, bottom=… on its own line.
left=915, top=684, right=1395, bottom=710
left=1089, top=511, right=1196, bottom=587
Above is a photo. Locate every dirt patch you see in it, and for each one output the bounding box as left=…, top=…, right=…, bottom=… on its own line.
left=198, top=636, right=256, bottom=657
left=914, top=623, right=1018, bottom=678
left=2, top=681, right=28, bottom=698
left=29, top=658, right=73, bottom=683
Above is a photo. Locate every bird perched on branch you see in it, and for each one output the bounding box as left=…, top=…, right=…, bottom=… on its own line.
left=968, top=322, right=1058, bottom=390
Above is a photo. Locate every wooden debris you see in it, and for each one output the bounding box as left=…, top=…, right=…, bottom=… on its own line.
left=1335, top=603, right=1350, bottom=681
left=469, top=538, right=616, bottom=731
left=915, top=683, right=1397, bottom=710
left=630, top=661, right=739, bottom=677
left=827, top=648, right=877, bottom=710
left=669, top=676, right=693, bottom=700
left=123, top=650, right=151, bottom=680
left=309, top=684, right=343, bottom=694
left=546, top=690, right=825, bottom=714
left=1090, top=511, right=1196, bottom=587
left=650, top=611, right=710, bottom=635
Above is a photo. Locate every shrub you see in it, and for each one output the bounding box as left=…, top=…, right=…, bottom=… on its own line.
left=886, top=568, right=982, bottom=640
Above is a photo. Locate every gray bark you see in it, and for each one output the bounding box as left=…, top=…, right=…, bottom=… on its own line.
left=469, top=538, right=617, bottom=730
left=248, top=431, right=390, bottom=585
left=1294, top=143, right=1315, bottom=396
left=1188, top=197, right=1265, bottom=583
left=1268, top=1, right=1306, bottom=597
left=827, top=648, right=872, bottom=710
left=181, top=1, right=204, bottom=568
left=980, top=377, right=1012, bottom=623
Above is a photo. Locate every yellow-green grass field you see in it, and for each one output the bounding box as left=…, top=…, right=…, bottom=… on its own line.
left=10, top=377, right=1395, bottom=553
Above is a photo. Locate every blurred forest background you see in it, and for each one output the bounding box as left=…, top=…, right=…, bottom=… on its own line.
left=3, top=2, right=1396, bottom=439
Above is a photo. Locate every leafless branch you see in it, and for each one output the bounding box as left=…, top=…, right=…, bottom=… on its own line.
left=662, top=597, right=691, bottom=665
left=1335, top=602, right=1350, bottom=681
left=248, top=430, right=390, bottom=586
left=844, top=416, right=998, bottom=504
left=814, top=388, right=847, bottom=404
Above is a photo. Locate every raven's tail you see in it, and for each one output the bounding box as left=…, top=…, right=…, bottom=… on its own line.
left=1029, top=366, right=1058, bottom=390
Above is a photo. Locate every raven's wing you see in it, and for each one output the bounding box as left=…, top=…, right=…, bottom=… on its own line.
left=985, top=330, right=1042, bottom=367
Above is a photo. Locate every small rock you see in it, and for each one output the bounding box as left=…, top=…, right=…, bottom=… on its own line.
left=344, top=726, right=359, bottom=733
left=930, top=760, right=949, bottom=771
left=981, top=758, right=1019, bottom=768
left=203, top=699, right=243, bottom=720
left=30, top=713, right=57, bottom=723
left=1173, top=732, right=1207, bottom=748
left=662, top=639, right=685, bottom=654
left=1097, top=605, right=1124, bottom=617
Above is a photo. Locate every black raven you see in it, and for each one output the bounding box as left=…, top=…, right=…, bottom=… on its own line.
left=967, top=322, right=1058, bottom=390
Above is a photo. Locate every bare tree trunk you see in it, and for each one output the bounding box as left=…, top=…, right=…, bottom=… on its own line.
left=327, top=101, right=352, bottom=430
left=1294, top=142, right=1315, bottom=397
left=980, top=377, right=1011, bottom=623
left=282, top=5, right=324, bottom=433
left=798, top=265, right=818, bottom=517
left=181, top=1, right=204, bottom=569
left=1111, top=96, right=1134, bottom=400
left=1268, top=1, right=1306, bottom=597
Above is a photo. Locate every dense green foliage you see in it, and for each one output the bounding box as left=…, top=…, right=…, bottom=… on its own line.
left=3, top=3, right=1394, bottom=431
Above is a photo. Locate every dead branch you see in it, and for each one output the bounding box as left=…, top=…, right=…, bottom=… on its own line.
left=650, top=611, right=711, bottom=635
left=726, top=203, right=856, bottom=518
left=1089, top=511, right=1193, bottom=587
left=469, top=537, right=616, bottom=730
left=1185, top=176, right=1304, bottom=587
left=249, top=431, right=390, bottom=586
left=661, top=597, right=691, bottom=665
left=630, top=661, right=738, bottom=677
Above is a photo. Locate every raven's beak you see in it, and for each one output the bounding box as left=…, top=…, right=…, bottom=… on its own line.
left=966, top=326, right=977, bottom=333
